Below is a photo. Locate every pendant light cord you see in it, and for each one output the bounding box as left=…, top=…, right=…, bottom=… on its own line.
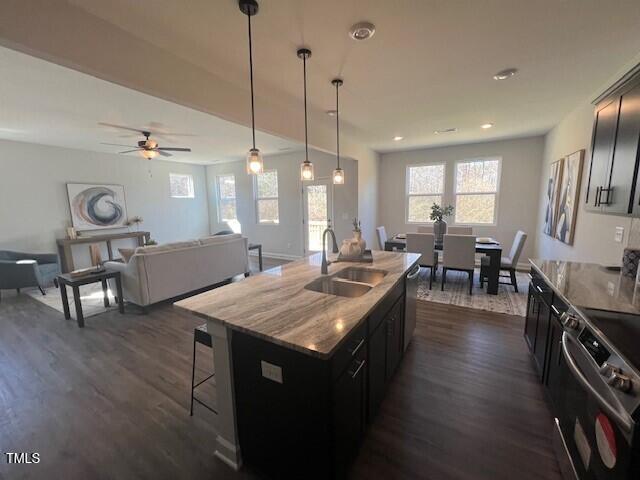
left=247, top=13, right=256, bottom=150
left=335, top=81, right=340, bottom=169
left=303, top=54, right=309, bottom=164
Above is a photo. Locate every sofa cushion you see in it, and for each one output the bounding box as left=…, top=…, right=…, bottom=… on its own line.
left=199, top=233, right=242, bottom=246
left=135, top=240, right=199, bottom=254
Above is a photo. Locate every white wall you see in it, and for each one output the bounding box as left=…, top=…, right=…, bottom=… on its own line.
left=357, top=150, right=380, bottom=250
left=534, top=101, right=635, bottom=265
left=207, top=149, right=358, bottom=258
left=378, top=136, right=545, bottom=263
left=0, top=139, right=210, bottom=268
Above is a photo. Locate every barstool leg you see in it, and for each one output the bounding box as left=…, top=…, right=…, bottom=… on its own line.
left=190, top=334, right=197, bottom=416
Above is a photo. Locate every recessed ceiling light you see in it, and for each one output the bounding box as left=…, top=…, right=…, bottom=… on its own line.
left=434, top=128, right=457, bottom=134
left=326, top=110, right=337, bottom=116
left=493, top=68, right=518, bottom=80
left=393, top=136, right=404, bottom=141
left=481, top=123, right=494, bottom=129
left=349, top=22, right=376, bottom=41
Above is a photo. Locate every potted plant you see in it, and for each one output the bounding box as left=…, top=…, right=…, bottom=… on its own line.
left=430, top=203, right=454, bottom=244
left=352, top=218, right=366, bottom=253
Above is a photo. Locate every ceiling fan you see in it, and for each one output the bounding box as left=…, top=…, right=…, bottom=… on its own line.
left=100, top=124, right=192, bottom=159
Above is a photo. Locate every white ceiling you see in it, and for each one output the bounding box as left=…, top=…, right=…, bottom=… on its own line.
left=63, top=0, right=640, bottom=152
left=0, top=47, right=301, bottom=165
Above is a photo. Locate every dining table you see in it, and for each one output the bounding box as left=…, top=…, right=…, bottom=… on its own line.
left=384, top=235, right=503, bottom=295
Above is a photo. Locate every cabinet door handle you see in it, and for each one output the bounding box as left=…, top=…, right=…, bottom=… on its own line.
left=535, top=285, right=543, bottom=294
left=551, top=305, right=561, bottom=316
left=348, top=337, right=365, bottom=357
left=349, top=359, right=366, bottom=379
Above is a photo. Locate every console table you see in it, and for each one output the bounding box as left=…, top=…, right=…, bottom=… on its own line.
left=57, top=231, right=150, bottom=273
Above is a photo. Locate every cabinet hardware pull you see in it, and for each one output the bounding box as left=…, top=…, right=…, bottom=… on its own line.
left=527, top=273, right=533, bottom=280
left=535, top=285, right=543, bottom=293
left=551, top=305, right=560, bottom=316
left=349, top=359, right=366, bottom=379
left=348, top=337, right=365, bottom=357
left=595, top=186, right=601, bottom=207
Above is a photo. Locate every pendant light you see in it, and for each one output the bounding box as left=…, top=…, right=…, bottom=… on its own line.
left=239, top=0, right=263, bottom=175
left=298, top=48, right=314, bottom=181
left=332, top=78, right=344, bottom=185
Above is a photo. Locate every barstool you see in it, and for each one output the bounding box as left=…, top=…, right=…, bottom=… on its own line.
left=190, top=323, right=217, bottom=416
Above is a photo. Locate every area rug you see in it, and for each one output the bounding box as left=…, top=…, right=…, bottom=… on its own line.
left=26, top=283, right=118, bottom=319
left=416, top=267, right=529, bottom=317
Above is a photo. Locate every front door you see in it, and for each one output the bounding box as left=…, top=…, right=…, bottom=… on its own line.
left=303, top=180, right=333, bottom=253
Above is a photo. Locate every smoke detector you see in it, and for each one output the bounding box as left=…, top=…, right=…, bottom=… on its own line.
left=349, top=22, right=376, bottom=41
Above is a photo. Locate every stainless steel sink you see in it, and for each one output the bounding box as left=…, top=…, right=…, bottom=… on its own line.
left=334, top=267, right=387, bottom=287
left=304, top=276, right=372, bottom=298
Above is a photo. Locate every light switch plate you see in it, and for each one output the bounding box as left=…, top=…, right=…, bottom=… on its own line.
left=261, top=360, right=283, bottom=384
left=615, top=227, right=625, bottom=243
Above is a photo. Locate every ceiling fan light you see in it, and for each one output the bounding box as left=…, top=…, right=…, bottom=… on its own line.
left=300, top=161, right=314, bottom=181
left=141, top=150, right=158, bottom=160
left=246, top=148, right=263, bottom=174
left=333, top=167, right=344, bottom=185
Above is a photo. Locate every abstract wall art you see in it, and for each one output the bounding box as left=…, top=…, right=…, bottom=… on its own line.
left=67, top=183, right=128, bottom=231
left=543, top=159, right=563, bottom=236
left=554, top=150, right=585, bottom=245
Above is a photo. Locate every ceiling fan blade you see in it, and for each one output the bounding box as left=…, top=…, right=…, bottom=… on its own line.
left=118, top=149, right=142, bottom=154
left=101, top=142, right=138, bottom=148
left=156, top=150, right=173, bottom=157
left=157, top=147, right=192, bottom=152
left=98, top=122, right=147, bottom=134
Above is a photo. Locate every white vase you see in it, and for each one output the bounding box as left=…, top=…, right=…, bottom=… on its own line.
left=353, top=230, right=366, bottom=253
left=340, top=240, right=361, bottom=257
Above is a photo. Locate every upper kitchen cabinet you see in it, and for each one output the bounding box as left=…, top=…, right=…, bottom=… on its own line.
left=585, top=70, right=640, bottom=215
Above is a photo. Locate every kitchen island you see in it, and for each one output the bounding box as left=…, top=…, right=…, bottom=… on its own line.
left=175, top=250, right=420, bottom=478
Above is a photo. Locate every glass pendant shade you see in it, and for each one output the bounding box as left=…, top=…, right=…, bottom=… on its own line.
left=141, top=149, right=158, bottom=160
left=333, top=167, right=344, bottom=185
left=300, top=161, right=314, bottom=181
left=246, top=148, right=264, bottom=174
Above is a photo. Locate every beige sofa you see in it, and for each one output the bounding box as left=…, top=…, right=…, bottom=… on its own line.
left=104, top=234, right=249, bottom=307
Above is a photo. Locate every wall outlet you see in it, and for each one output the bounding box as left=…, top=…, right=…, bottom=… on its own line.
left=615, top=227, right=625, bottom=243
left=260, top=360, right=283, bottom=384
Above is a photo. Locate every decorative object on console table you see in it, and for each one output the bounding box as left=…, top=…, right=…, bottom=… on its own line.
left=622, top=247, right=640, bottom=278
left=88, top=244, right=105, bottom=273
left=66, top=183, right=128, bottom=231
left=125, top=215, right=144, bottom=232
left=543, top=159, right=563, bottom=236
left=430, top=203, right=454, bottom=245
left=66, top=226, right=77, bottom=240
left=554, top=150, right=584, bottom=245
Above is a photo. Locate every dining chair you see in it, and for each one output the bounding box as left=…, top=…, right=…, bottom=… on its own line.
left=417, top=225, right=434, bottom=234
left=376, top=226, right=388, bottom=250
left=406, top=233, right=438, bottom=289
left=480, top=230, right=527, bottom=292
left=441, top=234, right=476, bottom=295
left=447, top=226, right=473, bottom=235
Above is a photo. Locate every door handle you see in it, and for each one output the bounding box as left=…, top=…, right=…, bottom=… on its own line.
left=348, top=337, right=365, bottom=357
left=561, top=332, right=633, bottom=433
left=535, top=285, right=543, bottom=294
left=349, top=359, right=366, bottom=379
left=551, top=305, right=561, bottom=316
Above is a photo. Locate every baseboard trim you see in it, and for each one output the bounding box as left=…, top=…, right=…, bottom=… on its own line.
left=249, top=251, right=301, bottom=261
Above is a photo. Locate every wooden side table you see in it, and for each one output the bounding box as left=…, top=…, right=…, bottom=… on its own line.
left=57, top=270, right=124, bottom=327
left=248, top=243, right=263, bottom=271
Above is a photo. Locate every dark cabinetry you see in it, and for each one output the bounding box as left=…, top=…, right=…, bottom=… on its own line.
left=232, top=281, right=407, bottom=479
left=586, top=72, right=640, bottom=215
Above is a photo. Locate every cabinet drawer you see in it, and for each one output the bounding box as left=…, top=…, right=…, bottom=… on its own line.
left=368, top=280, right=404, bottom=333
left=529, top=269, right=553, bottom=305
left=331, top=320, right=367, bottom=381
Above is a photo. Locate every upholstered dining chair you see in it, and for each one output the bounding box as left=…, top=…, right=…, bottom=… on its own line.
left=417, top=225, right=434, bottom=234
left=406, top=233, right=438, bottom=289
left=376, top=226, right=388, bottom=250
left=447, top=226, right=473, bottom=235
left=441, top=234, right=476, bottom=295
left=480, top=230, right=527, bottom=292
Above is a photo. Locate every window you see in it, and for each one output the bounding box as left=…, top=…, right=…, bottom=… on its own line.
left=255, top=170, right=279, bottom=224
left=216, top=174, right=237, bottom=222
left=454, top=158, right=501, bottom=224
left=406, top=164, right=445, bottom=223
left=169, top=173, right=195, bottom=198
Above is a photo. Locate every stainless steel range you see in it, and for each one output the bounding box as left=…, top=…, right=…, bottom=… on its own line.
left=553, top=306, right=640, bottom=480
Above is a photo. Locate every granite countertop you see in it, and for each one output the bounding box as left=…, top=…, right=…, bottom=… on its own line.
left=529, top=258, right=640, bottom=315
left=175, top=251, right=421, bottom=359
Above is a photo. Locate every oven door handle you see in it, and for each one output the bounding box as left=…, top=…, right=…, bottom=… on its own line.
left=561, top=332, right=633, bottom=433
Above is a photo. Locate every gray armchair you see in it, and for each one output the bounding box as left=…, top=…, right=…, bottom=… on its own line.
left=0, top=250, right=60, bottom=300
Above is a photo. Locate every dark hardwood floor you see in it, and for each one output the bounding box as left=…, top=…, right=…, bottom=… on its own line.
left=0, top=259, right=560, bottom=480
